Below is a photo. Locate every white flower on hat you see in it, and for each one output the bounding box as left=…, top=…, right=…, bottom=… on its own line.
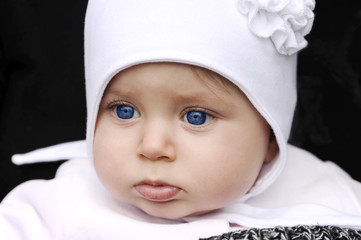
left=238, top=0, right=315, bottom=55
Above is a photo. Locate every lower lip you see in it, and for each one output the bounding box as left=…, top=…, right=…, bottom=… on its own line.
left=135, top=184, right=181, bottom=201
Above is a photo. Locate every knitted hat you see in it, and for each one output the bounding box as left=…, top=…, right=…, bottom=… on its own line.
left=84, top=0, right=315, bottom=200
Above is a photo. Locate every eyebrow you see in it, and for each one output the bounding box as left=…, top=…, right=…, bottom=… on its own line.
left=171, top=90, right=229, bottom=106
left=104, top=87, right=235, bottom=108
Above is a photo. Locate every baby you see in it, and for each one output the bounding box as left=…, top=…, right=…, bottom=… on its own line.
left=94, top=62, right=278, bottom=219
left=1, top=0, right=361, bottom=239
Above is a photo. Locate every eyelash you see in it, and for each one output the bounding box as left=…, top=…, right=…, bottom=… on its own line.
left=106, top=100, right=138, bottom=114
left=107, top=100, right=133, bottom=110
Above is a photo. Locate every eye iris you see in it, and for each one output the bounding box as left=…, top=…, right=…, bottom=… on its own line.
left=186, top=111, right=206, bottom=125
left=116, top=105, right=135, bottom=119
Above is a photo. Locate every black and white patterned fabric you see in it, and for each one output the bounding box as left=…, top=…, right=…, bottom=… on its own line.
left=202, top=225, right=361, bottom=240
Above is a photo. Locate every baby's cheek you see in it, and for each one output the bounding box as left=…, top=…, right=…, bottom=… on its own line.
left=93, top=158, right=128, bottom=202
left=202, top=159, right=259, bottom=206
left=212, top=176, right=249, bottom=204
left=93, top=136, right=119, bottom=194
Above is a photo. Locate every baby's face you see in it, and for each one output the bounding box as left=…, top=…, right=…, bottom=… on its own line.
left=94, top=62, right=275, bottom=219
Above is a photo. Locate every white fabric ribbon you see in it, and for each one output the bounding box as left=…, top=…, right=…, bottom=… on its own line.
left=11, top=140, right=87, bottom=165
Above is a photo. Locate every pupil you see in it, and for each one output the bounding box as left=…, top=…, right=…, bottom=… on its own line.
left=116, top=105, right=134, bottom=119
left=187, top=111, right=206, bottom=125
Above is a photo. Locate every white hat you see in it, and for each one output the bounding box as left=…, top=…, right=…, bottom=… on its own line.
left=83, top=0, right=315, bottom=200
left=11, top=0, right=315, bottom=200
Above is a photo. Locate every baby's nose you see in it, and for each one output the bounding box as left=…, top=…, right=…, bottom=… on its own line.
left=136, top=120, right=176, bottom=162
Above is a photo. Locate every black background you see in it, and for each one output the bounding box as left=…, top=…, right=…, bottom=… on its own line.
left=0, top=1, right=360, bottom=200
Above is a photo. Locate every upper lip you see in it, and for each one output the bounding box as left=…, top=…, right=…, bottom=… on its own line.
left=135, top=180, right=180, bottom=188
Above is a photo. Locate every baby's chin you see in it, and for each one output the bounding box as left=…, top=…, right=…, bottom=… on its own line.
left=138, top=205, right=220, bottom=220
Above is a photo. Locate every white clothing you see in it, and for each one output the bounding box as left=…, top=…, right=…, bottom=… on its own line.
left=1, top=144, right=361, bottom=240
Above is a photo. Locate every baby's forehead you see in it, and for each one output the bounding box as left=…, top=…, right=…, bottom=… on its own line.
left=189, top=65, right=242, bottom=96
left=105, top=62, right=243, bottom=98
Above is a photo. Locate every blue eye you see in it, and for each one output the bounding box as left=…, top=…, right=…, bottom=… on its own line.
left=184, top=111, right=213, bottom=125
left=115, top=105, right=140, bottom=119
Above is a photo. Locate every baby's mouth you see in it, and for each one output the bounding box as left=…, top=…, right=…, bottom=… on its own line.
left=134, top=180, right=181, bottom=202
